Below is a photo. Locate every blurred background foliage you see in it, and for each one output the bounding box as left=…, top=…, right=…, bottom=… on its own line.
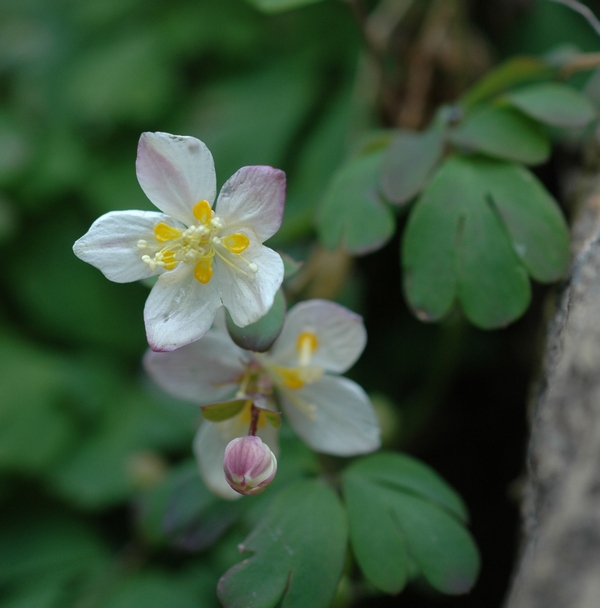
left=1, top=0, right=600, bottom=606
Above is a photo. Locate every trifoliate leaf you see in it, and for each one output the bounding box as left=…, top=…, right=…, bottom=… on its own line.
left=449, top=105, right=550, bottom=165
left=226, top=289, right=285, bottom=353
left=218, top=478, right=347, bottom=608
left=505, top=82, right=597, bottom=128
left=403, top=155, right=569, bottom=328
left=381, top=124, right=444, bottom=205
left=342, top=452, right=480, bottom=595
left=317, top=150, right=394, bottom=255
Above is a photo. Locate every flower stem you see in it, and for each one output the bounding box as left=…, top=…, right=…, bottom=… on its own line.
left=248, top=403, right=260, bottom=436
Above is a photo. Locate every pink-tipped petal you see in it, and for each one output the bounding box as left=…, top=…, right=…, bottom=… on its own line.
left=136, top=132, right=217, bottom=224
left=217, top=243, right=284, bottom=328
left=216, top=166, right=286, bottom=242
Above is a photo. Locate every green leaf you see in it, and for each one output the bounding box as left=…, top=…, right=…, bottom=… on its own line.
left=459, top=56, right=555, bottom=110
left=218, top=478, right=347, bottom=608
left=449, top=105, right=550, bottom=165
left=201, top=400, right=249, bottom=423
left=381, top=125, right=444, bottom=205
left=342, top=452, right=480, bottom=595
left=263, top=409, right=281, bottom=429
left=226, top=289, right=285, bottom=352
left=505, top=82, right=597, bottom=127
left=245, top=0, right=324, bottom=13
left=0, top=335, right=76, bottom=473
left=403, top=155, right=552, bottom=328
left=472, top=161, right=570, bottom=282
left=317, top=150, right=395, bottom=255
left=102, top=572, right=200, bottom=608
left=138, top=460, right=243, bottom=550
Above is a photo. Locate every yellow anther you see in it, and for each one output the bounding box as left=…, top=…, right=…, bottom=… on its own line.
left=162, top=251, right=177, bottom=270
left=223, top=233, right=250, bottom=254
left=194, top=259, right=213, bottom=284
left=278, top=368, right=305, bottom=390
left=297, top=331, right=319, bottom=366
left=193, top=200, right=212, bottom=224
left=154, top=222, right=181, bottom=242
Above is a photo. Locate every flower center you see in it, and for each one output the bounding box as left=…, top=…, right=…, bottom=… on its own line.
left=267, top=330, right=323, bottom=392
left=137, top=200, right=258, bottom=284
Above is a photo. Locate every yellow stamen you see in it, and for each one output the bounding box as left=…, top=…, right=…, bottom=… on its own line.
left=297, top=331, right=319, bottom=366
left=154, top=222, right=181, bottom=242
left=277, top=368, right=305, bottom=390
left=223, top=233, right=250, bottom=254
left=193, top=200, right=212, bottom=224
left=163, top=250, right=177, bottom=270
left=194, top=259, right=213, bottom=284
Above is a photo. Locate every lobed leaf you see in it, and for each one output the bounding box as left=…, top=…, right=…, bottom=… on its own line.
left=218, top=478, right=347, bottom=608
left=449, top=105, right=550, bottom=165
left=403, top=155, right=568, bottom=328
left=342, top=452, right=480, bottom=596
left=381, top=124, right=445, bottom=205
left=505, top=82, right=597, bottom=128
left=317, top=150, right=395, bottom=255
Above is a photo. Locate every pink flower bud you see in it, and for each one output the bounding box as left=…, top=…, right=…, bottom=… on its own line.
left=223, top=436, right=277, bottom=496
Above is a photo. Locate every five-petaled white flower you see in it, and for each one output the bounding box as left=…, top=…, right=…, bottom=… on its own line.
left=144, top=299, right=381, bottom=499
left=73, top=132, right=286, bottom=351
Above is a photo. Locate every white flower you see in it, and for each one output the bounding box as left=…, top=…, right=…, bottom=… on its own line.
left=144, top=299, right=381, bottom=499
left=73, top=132, right=286, bottom=351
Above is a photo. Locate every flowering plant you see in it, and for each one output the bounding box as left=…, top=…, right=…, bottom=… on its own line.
left=144, top=299, right=381, bottom=498
left=73, top=132, right=286, bottom=351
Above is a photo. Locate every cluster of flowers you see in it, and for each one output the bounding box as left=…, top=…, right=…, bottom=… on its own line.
left=74, top=132, right=381, bottom=498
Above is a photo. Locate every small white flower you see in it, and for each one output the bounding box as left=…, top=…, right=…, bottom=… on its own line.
left=73, top=132, right=286, bottom=351
left=144, top=299, right=381, bottom=499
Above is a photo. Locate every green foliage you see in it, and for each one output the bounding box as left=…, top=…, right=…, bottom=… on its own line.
left=317, top=148, right=395, bottom=254
left=381, top=122, right=445, bottom=205
left=342, top=452, right=479, bottom=595
left=448, top=105, right=551, bottom=165
left=504, top=82, right=597, bottom=127
left=245, top=0, right=325, bottom=13
left=403, top=155, right=569, bottom=328
left=218, top=478, right=347, bottom=608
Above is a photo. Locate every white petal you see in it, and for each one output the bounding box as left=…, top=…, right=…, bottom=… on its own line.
left=193, top=422, right=241, bottom=500
left=136, top=132, right=216, bottom=224
left=73, top=210, right=172, bottom=283
left=144, top=264, right=222, bottom=351
left=143, top=331, right=247, bottom=404
left=270, top=299, right=367, bottom=373
left=216, top=242, right=284, bottom=328
left=281, top=375, right=381, bottom=456
left=193, top=416, right=279, bottom=501
left=216, top=166, right=286, bottom=242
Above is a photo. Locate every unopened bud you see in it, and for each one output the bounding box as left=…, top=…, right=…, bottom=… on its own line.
left=223, top=436, right=277, bottom=496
